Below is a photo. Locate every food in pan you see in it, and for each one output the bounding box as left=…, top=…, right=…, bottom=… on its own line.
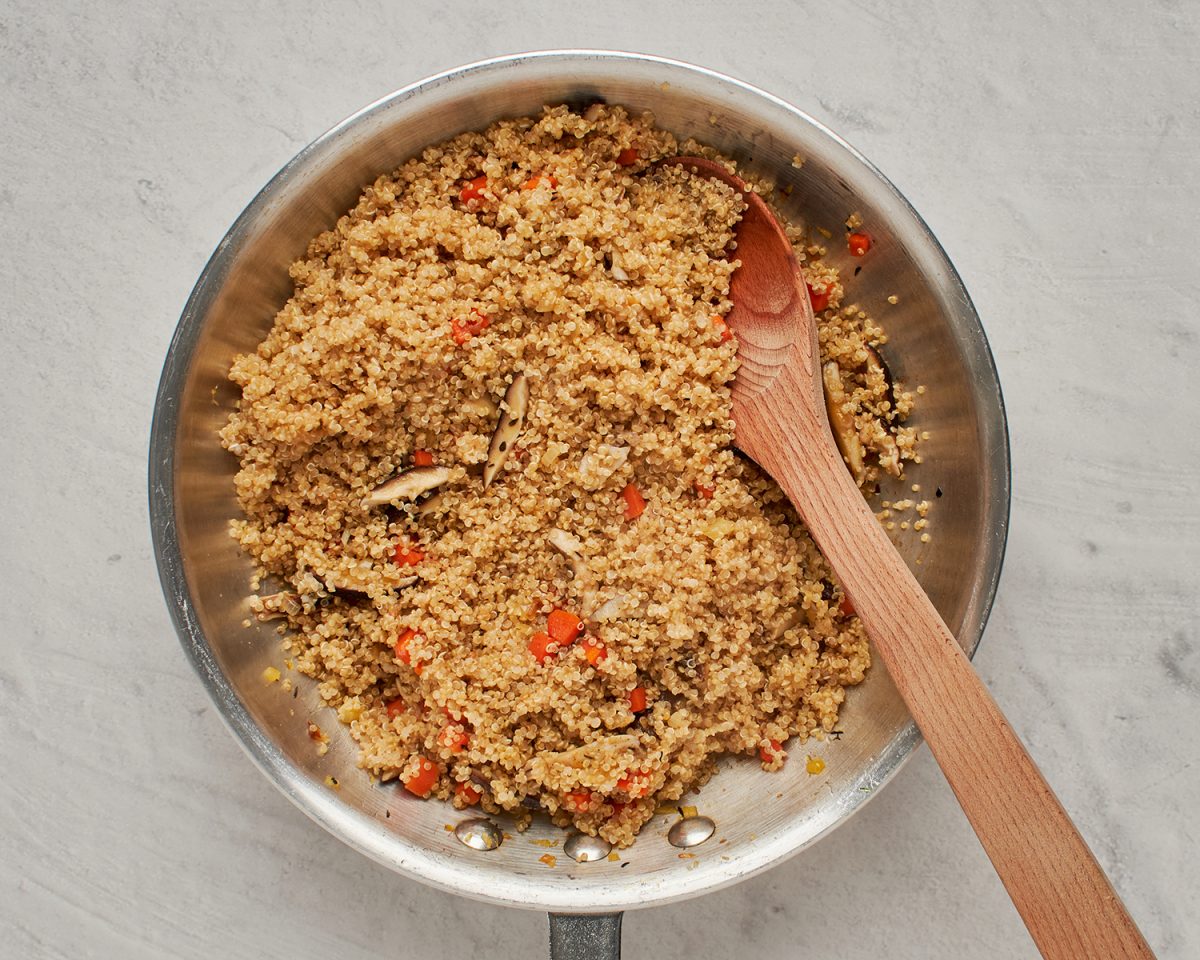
left=222, top=104, right=918, bottom=846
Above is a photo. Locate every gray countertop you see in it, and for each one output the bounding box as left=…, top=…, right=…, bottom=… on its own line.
left=2, top=1, right=1197, bottom=957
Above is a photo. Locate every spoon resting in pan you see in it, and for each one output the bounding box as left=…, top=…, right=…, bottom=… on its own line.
left=660, top=156, right=1154, bottom=960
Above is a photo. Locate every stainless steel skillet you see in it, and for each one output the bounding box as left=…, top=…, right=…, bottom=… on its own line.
left=149, top=50, right=1010, bottom=959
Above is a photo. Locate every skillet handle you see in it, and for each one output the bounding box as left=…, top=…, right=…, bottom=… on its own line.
left=548, top=913, right=623, bottom=960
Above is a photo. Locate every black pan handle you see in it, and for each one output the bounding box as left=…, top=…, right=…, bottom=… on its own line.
left=548, top=913, right=623, bottom=960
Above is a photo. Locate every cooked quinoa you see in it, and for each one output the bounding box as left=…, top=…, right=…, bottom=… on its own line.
left=221, top=104, right=917, bottom=847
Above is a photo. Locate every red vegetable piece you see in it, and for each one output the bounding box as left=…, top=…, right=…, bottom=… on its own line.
left=394, top=628, right=418, bottom=665
left=402, top=757, right=439, bottom=797
left=529, top=631, right=556, bottom=664
left=711, top=315, right=734, bottom=343
left=547, top=608, right=585, bottom=645
left=393, top=544, right=425, bottom=567
left=622, top=483, right=646, bottom=520
left=565, top=790, right=597, bottom=813
left=455, top=781, right=483, bottom=806
left=580, top=636, right=608, bottom=666
left=450, top=308, right=491, bottom=345
left=521, top=174, right=558, bottom=190
left=806, top=282, right=831, bottom=312
left=459, top=175, right=488, bottom=204
left=759, top=739, right=784, bottom=763
left=438, top=723, right=470, bottom=753
left=616, top=767, right=652, bottom=798
left=848, top=232, right=871, bottom=257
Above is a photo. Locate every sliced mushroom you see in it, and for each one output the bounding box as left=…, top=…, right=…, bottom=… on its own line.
left=484, top=373, right=529, bottom=488
left=366, top=466, right=452, bottom=506
left=469, top=771, right=493, bottom=792
left=862, top=347, right=902, bottom=477
left=294, top=571, right=325, bottom=597
left=589, top=594, right=635, bottom=623
left=416, top=491, right=446, bottom=518
left=822, top=361, right=865, bottom=485
left=526, top=735, right=644, bottom=794
left=548, top=526, right=592, bottom=600
left=767, top=607, right=804, bottom=641
left=547, top=527, right=643, bottom=623
left=253, top=591, right=302, bottom=621
left=461, top=395, right=499, bottom=419
left=538, top=735, right=640, bottom=770
left=547, top=527, right=596, bottom=614
left=578, top=443, right=630, bottom=490
left=863, top=345, right=897, bottom=411
left=609, top=251, right=630, bottom=282
left=547, top=527, right=585, bottom=570
left=876, top=429, right=902, bottom=478
left=324, top=570, right=417, bottom=595
left=323, top=575, right=370, bottom=596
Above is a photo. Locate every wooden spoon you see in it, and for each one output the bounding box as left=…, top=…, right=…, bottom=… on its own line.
left=661, top=156, right=1155, bottom=960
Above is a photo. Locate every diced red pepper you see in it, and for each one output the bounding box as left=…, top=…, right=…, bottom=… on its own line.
left=839, top=594, right=856, bottom=617
left=413, top=449, right=435, bottom=467
left=848, top=232, right=871, bottom=257
left=529, top=631, right=557, bottom=664
left=580, top=636, right=608, bottom=666
left=455, top=781, right=483, bottom=806
left=628, top=686, right=648, bottom=713
left=438, top=723, right=470, bottom=753
left=616, top=148, right=639, bottom=166
left=547, top=608, right=585, bottom=645
left=694, top=481, right=715, bottom=500
left=565, top=790, right=598, bottom=813
left=402, top=756, right=439, bottom=797
left=806, top=282, right=831, bottom=312
left=521, top=174, right=558, bottom=190
left=622, top=483, right=646, bottom=520
left=759, top=739, right=784, bottom=763
left=393, top=544, right=425, bottom=567
left=459, top=175, right=488, bottom=204
left=385, top=698, right=406, bottom=719
left=394, top=628, right=418, bottom=665
left=450, top=308, right=491, bottom=345
left=712, top=315, right=734, bottom=343
left=616, top=767, right=653, bottom=798
left=609, top=800, right=628, bottom=817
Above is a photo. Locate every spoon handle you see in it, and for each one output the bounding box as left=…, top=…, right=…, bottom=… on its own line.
left=768, top=391, right=1154, bottom=959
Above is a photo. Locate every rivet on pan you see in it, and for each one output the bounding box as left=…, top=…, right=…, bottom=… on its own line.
left=668, top=816, right=715, bottom=849
left=564, top=833, right=612, bottom=863
left=454, top=818, right=503, bottom=851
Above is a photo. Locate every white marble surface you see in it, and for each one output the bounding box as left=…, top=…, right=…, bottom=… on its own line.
left=2, top=1, right=1197, bottom=957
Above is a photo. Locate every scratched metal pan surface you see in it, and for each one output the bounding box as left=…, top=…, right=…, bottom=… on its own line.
left=149, top=50, right=1009, bottom=916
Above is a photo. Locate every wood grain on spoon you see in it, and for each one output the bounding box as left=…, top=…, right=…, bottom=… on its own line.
left=660, top=156, right=1155, bottom=960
